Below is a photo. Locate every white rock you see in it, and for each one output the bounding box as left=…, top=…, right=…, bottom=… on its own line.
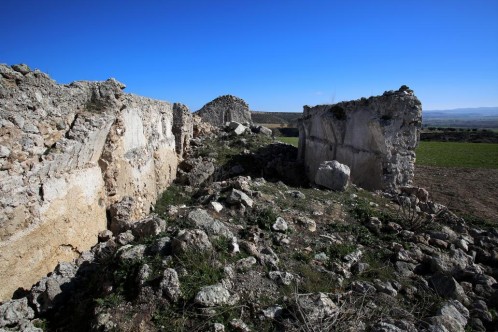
left=314, top=160, right=350, bottom=191
left=194, top=283, right=231, bottom=307
left=210, top=201, right=224, bottom=212
left=0, top=146, right=11, bottom=158
left=272, top=217, right=288, bottom=232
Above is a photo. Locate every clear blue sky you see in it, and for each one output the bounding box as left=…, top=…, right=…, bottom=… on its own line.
left=2, top=0, right=497, bottom=112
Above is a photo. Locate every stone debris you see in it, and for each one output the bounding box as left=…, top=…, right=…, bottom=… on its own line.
left=171, top=229, right=213, bottom=254
left=226, top=188, right=253, bottom=208
left=294, top=293, right=338, bottom=324
left=0, top=298, right=35, bottom=328
left=268, top=271, right=294, bottom=285
left=160, top=268, right=182, bottom=302
left=186, top=208, right=233, bottom=238
left=228, top=121, right=248, bottom=136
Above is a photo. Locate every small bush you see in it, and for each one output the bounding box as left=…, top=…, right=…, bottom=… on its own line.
left=247, top=207, right=278, bottom=231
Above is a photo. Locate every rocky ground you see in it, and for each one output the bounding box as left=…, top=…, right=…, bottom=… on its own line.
left=1, top=123, right=497, bottom=332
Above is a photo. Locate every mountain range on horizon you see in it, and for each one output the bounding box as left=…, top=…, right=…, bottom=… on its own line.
left=423, top=106, right=498, bottom=117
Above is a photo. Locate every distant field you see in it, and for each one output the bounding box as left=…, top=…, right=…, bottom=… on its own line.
left=277, top=136, right=298, bottom=146
left=277, top=138, right=498, bottom=169
left=416, top=142, right=498, bottom=168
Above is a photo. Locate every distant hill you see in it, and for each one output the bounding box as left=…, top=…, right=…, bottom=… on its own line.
left=251, top=111, right=302, bottom=127
left=424, top=107, right=498, bottom=118
left=423, top=107, right=498, bottom=129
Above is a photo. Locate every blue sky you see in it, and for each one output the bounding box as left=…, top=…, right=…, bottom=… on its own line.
left=2, top=0, right=497, bottom=112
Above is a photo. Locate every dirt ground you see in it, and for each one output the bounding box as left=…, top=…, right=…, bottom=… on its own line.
left=414, top=165, right=498, bottom=223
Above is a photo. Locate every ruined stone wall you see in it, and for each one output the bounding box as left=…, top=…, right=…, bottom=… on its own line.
left=172, top=103, right=193, bottom=159
left=298, top=86, right=422, bottom=191
left=0, top=64, right=188, bottom=300
left=195, top=95, right=251, bottom=126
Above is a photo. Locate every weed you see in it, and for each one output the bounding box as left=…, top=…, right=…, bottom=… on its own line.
left=326, top=243, right=357, bottom=261
left=287, top=263, right=339, bottom=294
left=32, top=319, right=48, bottom=331
left=356, top=249, right=397, bottom=281
left=155, top=184, right=192, bottom=216
left=94, top=293, right=125, bottom=309
left=462, top=213, right=496, bottom=230
left=292, top=251, right=313, bottom=264
left=174, top=250, right=224, bottom=300
left=247, top=207, right=278, bottom=231
left=394, top=196, right=436, bottom=232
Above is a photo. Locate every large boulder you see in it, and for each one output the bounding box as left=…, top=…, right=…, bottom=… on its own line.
left=195, top=95, right=251, bottom=127
left=314, top=160, right=350, bottom=191
left=298, top=86, right=422, bottom=191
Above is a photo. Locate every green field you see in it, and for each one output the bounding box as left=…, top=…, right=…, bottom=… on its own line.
left=278, top=137, right=498, bottom=169
left=416, top=141, right=498, bottom=168
left=277, top=136, right=299, bottom=146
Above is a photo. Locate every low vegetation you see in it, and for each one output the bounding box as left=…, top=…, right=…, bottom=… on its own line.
left=416, top=141, right=498, bottom=169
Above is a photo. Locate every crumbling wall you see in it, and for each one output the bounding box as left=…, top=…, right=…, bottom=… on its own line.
left=195, top=95, right=252, bottom=126
left=298, top=86, right=422, bottom=191
left=172, top=103, right=193, bottom=159
left=0, top=64, right=181, bottom=300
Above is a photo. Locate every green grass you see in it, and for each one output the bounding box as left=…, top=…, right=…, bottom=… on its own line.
left=276, top=136, right=298, bottom=147
left=416, top=141, right=498, bottom=168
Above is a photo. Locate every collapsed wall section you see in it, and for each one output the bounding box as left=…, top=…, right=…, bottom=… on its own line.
left=0, top=64, right=183, bottom=300
left=195, top=95, right=252, bottom=126
left=298, top=86, right=422, bottom=191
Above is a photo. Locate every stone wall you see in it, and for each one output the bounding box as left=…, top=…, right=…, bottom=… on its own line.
left=195, top=95, right=251, bottom=126
left=298, top=86, right=422, bottom=191
left=0, top=64, right=189, bottom=300
left=172, top=103, right=193, bottom=159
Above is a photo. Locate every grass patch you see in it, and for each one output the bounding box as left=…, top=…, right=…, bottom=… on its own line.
left=416, top=141, right=498, bottom=168
left=285, top=263, right=339, bottom=294
left=247, top=207, right=279, bottom=231
left=175, top=250, right=225, bottom=300
left=155, top=183, right=192, bottom=216
left=276, top=136, right=298, bottom=147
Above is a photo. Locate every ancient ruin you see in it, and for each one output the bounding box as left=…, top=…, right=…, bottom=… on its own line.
left=195, top=95, right=252, bottom=126
left=298, top=86, right=422, bottom=191
left=0, top=64, right=191, bottom=300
